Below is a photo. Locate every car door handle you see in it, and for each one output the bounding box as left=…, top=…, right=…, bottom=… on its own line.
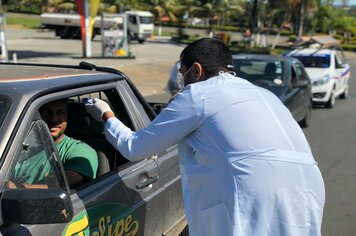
left=136, top=175, right=159, bottom=189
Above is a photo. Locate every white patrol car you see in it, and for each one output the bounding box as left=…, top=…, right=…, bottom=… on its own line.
left=286, top=46, right=351, bottom=108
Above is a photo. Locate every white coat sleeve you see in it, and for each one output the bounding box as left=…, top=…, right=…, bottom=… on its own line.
left=104, top=87, right=204, bottom=161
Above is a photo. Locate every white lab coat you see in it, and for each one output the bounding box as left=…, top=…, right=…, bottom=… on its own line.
left=104, top=72, right=325, bottom=236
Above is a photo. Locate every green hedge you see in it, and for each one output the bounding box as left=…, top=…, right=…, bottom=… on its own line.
left=156, top=22, right=296, bottom=36
left=230, top=46, right=271, bottom=54
left=6, top=14, right=41, bottom=29
left=341, top=44, right=356, bottom=52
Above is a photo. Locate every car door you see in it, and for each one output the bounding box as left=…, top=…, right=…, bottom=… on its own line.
left=59, top=80, right=184, bottom=236
left=60, top=82, right=164, bottom=236
left=289, top=61, right=311, bottom=122
left=115, top=80, right=186, bottom=235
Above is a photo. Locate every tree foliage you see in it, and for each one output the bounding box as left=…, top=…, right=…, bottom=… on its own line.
left=3, top=0, right=356, bottom=38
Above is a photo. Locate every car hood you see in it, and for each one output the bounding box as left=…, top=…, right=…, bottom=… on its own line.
left=304, top=68, right=330, bottom=80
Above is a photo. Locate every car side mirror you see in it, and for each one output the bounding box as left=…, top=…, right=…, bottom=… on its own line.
left=149, top=103, right=167, bottom=115
left=1, top=188, right=73, bottom=224
left=292, top=80, right=309, bottom=88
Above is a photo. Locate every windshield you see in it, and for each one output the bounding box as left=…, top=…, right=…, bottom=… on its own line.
left=0, top=97, right=10, bottom=127
left=294, top=56, right=330, bottom=68
left=233, top=59, right=284, bottom=86
left=139, top=16, right=153, bottom=24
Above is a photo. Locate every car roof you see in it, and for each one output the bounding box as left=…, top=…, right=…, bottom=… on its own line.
left=286, top=48, right=333, bottom=57
left=0, top=63, right=124, bottom=97
left=232, top=54, right=294, bottom=62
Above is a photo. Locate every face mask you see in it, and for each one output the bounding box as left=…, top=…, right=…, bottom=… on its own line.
left=182, top=65, right=195, bottom=79
left=182, top=65, right=197, bottom=86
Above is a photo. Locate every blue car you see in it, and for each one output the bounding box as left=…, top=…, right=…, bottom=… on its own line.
left=233, top=54, right=312, bottom=128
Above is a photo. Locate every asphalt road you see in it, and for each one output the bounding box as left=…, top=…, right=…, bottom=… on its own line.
left=4, top=28, right=356, bottom=236
left=303, top=56, right=356, bottom=235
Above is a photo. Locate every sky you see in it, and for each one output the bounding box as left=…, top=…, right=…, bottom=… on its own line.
left=342, top=0, right=356, bottom=5
left=334, top=0, right=356, bottom=5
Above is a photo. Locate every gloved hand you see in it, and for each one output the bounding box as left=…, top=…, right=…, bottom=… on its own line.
left=83, top=98, right=112, bottom=122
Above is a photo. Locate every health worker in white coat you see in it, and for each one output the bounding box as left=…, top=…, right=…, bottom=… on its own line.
left=85, top=38, right=325, bottom=236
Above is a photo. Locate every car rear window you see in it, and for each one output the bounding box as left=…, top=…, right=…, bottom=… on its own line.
left=295, top=56, right=330, bottom=68
left=233, top=59, right=284, bottom=86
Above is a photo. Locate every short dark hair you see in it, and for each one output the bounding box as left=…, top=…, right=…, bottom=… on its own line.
left=180, top=38, right=233, bottom=78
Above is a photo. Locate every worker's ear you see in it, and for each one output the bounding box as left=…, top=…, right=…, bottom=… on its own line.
left=193, top=62, right=204, bottom=81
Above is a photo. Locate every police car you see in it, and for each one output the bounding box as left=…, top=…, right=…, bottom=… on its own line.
left=0, top=62, right=188, bottom=236
left=286, top=46, right=351, bottom=108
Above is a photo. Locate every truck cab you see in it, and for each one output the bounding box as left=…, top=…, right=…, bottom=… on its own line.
left=125, top=11, right=154, bottom=43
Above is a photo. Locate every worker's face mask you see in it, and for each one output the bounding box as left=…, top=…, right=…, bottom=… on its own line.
left=182, top=64, right=196, bottom=86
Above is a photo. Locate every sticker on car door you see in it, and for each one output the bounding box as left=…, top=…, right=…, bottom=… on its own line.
left=62, top=203, right=139, bottom=236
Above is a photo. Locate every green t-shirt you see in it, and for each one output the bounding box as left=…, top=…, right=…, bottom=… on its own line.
left=13, top=135, right=98, bottom=184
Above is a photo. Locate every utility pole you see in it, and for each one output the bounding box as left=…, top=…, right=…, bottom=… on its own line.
left=83, top=0, right=91, bottom=57
left=76, top=0, right=92, bottom=57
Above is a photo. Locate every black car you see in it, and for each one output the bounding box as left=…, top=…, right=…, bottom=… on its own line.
left=233, top=54, right=312, bottom=128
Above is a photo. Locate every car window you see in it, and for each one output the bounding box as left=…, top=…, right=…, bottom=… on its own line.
left=335, top=49, right=345, bottom=65
left=0, top=96, right=10, bottom=128
left=129, top=15, right=137, bottom=24
left=7, top=119, right=66, bottom=189
left=68, top=89, right=134, bottom=131
left=293, top=62, right=308, bottom=82
left=234, top=59, right=284, bottom=86
left=64, top=87, right=142, bottom=173
left=0, top=99, right=5, bottom=116
left=30, top=84, right=156, bottom=187
left=295, top=55, right=330, bottom=68
left=334, top=51, right=344, bottom=68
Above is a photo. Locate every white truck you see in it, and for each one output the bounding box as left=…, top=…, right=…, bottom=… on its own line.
left=40, top=10, right=154, bottom=43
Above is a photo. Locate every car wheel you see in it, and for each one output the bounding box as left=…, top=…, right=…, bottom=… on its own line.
left=325, top=89, right=336, bottom=108
left=339, top=86, right=349, bottom=99
left=299, top=103, right=311, bottom=128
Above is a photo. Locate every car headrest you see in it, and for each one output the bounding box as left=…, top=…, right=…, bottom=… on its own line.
left=65, top=102, right=104, bottom=139
left=264, top=63, right=277, bottom=75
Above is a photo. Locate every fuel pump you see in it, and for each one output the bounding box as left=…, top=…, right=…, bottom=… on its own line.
left=101, top=14, right=134, bottom=58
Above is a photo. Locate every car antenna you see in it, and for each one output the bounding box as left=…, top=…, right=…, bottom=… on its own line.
left=79, top=61, right=97, bottom=71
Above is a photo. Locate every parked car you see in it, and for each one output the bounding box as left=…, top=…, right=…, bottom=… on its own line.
left=233, top=54, right=312, bottom=128
left=285, top=46, right=351, bottom=108
left=0, top=62, right=188, bottom=236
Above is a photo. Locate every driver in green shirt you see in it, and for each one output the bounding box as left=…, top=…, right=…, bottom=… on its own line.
left=13, top=100, right=98, bottom=188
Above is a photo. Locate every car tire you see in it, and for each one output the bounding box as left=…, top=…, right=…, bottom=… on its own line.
left=325, top=89, right=336, bottom=108
left=339, top=86, right=349, bottom=99
left=299, top=103, right=312, bottom=128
